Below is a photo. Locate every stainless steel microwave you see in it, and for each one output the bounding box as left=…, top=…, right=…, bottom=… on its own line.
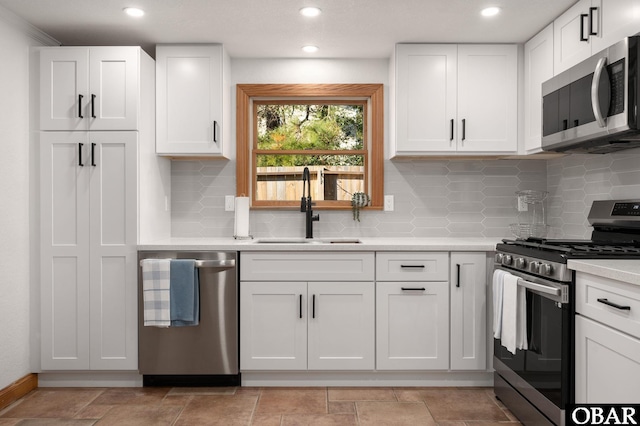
left=542, top=35, right=640, bottom=154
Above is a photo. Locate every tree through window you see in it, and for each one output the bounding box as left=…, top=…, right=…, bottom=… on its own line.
left=236, top=84, right=384, bottom=210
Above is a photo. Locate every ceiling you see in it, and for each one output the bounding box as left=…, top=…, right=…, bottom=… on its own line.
left=0, top=0, right=577, bottom=58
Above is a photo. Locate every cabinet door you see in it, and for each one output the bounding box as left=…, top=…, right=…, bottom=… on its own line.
left=395, top=44, right=457, bottom=153
left=156, top=45, right=226, bottom=155
left=457, top=45, right=518, bottom=153
left=575, top=315, right=640, bottom=403
left=450, top=253, right=487, bottom=370
left=40, top=132, right=91, bottom=370
left=240, top=282, right=307, bottom=370
left=376, top=282, right=449, bottom=370
left=554, top=0, right=593, bottom=74
left=88, top=132, right=138, bottom=369
left=40, top=48, right=89, bottom=131
left=307, top=282, right=375, bottom=370
left=524, top=24, right=554, bottom=154
left=88, top=48, right=139, bottom=131
left=592, top=0, right=640, bottom=52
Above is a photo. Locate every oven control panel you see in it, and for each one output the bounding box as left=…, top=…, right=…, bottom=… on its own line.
left=494, top=252, right=571, bottom=283
left=612, top=201, right=640, bottom=216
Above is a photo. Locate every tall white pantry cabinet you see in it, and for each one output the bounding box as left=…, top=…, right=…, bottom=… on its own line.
left=38, top=46, right=169, bottom=370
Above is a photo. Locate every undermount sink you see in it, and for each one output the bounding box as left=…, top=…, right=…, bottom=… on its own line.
left=253, top=238, right=361, bottom=244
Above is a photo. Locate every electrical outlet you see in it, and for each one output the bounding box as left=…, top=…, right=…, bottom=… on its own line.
left=384, top=195, right=394, bottom=211
left=225, top=195, right=235, bottom=211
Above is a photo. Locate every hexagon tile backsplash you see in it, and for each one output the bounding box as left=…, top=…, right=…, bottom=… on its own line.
left=547, top=148, right=640, bottom=239
left=170, top=149, right=640, bottom=240
left=171, top=158, right=548, bottom=239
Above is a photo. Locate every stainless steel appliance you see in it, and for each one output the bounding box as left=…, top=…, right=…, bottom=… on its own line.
left=541, top=36, right=640, bottom=154
left=493, top=200, right=640, bottom=425
left=138, top=251, right=239, bottom=386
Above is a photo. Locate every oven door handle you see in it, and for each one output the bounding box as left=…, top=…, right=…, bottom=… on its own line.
left=517, top=278, right=561, bottom=297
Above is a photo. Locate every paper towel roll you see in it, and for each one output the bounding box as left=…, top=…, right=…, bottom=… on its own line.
left=234, top=197, right=251, bottom=238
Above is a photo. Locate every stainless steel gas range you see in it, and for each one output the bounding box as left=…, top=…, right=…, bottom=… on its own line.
left=493, top=199, right=640, bottom=426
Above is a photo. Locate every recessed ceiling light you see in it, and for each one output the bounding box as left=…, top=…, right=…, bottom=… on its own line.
left=302, top=45, right=319, bottom=53
left=300, top=7, right=322, bottom=17
left=123, top=7, right=145, bottom=17
left=481, top=7, right=501, bottom=17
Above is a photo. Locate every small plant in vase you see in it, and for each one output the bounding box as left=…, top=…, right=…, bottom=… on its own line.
left=351, top=192, right=370, bottom=221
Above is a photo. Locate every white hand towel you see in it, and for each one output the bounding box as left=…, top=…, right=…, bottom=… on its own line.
left=492, top=269, right=506, bottom=339
left=141, top=258, right=171, bottom=327
left=501, top=273, right=520, bottom=355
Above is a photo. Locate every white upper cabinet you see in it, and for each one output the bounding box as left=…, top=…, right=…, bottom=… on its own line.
left=524, top=24, right=554, bottom=154
left=554, top=0, right=640, bottom=74
left=395, top=44, right=458, bottom=153
left=456, top=45, right=518, bottom=154
left=40, top=47, right=140, bottom=131
left=394, top=44, right=517, bottom=156
left=155, top=44, right=230, bottom=157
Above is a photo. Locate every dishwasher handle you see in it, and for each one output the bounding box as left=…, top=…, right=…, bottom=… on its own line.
left=140, top=259, right=235, bottom=270
left=195, top=259, right=235, bottom=269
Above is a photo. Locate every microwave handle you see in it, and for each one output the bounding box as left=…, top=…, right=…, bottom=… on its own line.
left=591, top=57, right=609, bottom=128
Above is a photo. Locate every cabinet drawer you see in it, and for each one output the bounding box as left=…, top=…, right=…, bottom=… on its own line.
left=376, top=252, right=449, bottom=281
left=576, top=272, right=640, bottom=339
left=241, top=252, right=374, bottom=282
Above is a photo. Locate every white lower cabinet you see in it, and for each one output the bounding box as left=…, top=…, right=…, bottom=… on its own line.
left=376, top=252, right=450, bottom=370
left=450, top=252, right=487, bottom=371
left=240, top=251, right=489, bottom=375
left=376, top=282, right=449, bottom=370
left=240, top=282, right=307, bottom=370
left=240, top=281, right=375, bottom=371
left=575, top=271, right=640, bottom=403
left=376, top=252, right=487, bottom=371
left=575, top=315, right=640, bottom=403
left=240, top=252, right=375, bottom=371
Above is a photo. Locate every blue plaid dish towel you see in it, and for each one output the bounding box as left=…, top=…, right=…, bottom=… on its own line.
left=141, top=259, right=171, bottom=327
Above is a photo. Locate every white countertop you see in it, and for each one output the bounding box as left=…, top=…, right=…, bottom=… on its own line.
left=138, top=237, right=501, bottom=252
left=568, top=259, right=640, bottom=286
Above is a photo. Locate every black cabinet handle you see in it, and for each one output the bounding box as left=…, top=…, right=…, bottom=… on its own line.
left=78, top=143, right=84, bottom=166
left=91, top=143, right=96, bottom=166
left=589, top=7, right=598, bottom=36
left=312, top=294, right=316, bottom=319
left=462, top=119, right=466, bottom=141
left=450, top=119, right=454, bottom=141
left=574, top=119, right=579, bottom=127
left=400, top=264, right=425, bottom=269
left=213, top=121, right=218, bottom=143
left=597, top=298, right=631, bottom=311
left=456, top=264, right=461, bottom=288
left=562, top=119, right=568, bottom=130
left=580, top=14, right=589, bottom=41
left=78, top=94, right=84, bottom=118
left=401, top=287, right=426, bottom=291
left=299, top=294, right=303, bottom=319
left=91, top=94, right=96, bottom=118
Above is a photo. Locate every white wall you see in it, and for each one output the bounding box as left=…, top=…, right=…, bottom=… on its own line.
left=0, top=8, right=57, bottom=390
left=0, top=16, right=35, bottom=390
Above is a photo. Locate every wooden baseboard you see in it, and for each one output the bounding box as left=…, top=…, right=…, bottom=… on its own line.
left=0, top=374, right=38, bottom=411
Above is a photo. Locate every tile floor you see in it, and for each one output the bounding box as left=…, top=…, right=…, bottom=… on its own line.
left=0, top=386, right=522, bottom=425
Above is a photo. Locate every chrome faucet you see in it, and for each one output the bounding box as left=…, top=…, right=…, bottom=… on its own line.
left=301, top=167, right=320, bottom=238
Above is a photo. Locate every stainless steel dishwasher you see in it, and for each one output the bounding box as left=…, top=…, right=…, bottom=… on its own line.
left=137, top=251, right=239, bottom=386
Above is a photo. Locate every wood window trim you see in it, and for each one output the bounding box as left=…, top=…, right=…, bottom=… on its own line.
left=236, top=84, right=384, bottom=210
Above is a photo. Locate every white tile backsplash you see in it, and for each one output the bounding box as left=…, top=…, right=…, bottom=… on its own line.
left=547, top=147, right=640, bottom=239
left=171, top=158, right=547, bottom=239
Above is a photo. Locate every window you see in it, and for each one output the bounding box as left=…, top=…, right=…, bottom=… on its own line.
left=236, top=84, right=384, bottom=210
